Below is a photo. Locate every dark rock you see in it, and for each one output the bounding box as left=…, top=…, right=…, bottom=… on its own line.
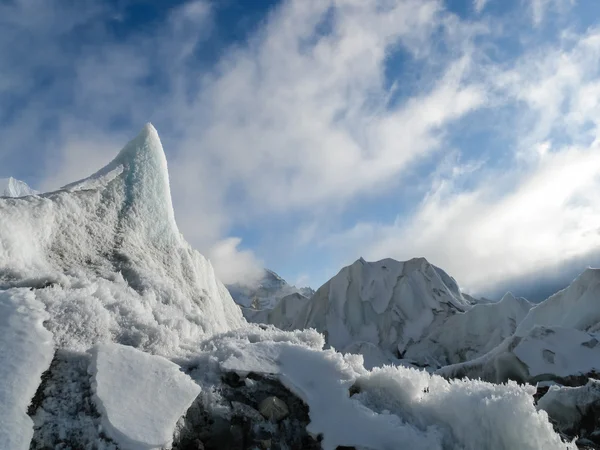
left=259, top=396, right=289, bottom=422
left=173, top=371, right=321, bottom=450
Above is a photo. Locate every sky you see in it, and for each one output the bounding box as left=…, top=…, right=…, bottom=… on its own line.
left=2, top=0, right=600, bottom=300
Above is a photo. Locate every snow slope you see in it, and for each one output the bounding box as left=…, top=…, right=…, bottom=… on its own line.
left=405, top=292, right=533, bottom=367
left=91, top=343, right=200, bottom=450
left=290, top=257, right=473, bottom=355
left=228, top=269, right=314, bottom=309
left=516, top=268, right=600, bottom=336
left=437, top=269, right=600, bottom=383
left=0, top=177, right=38, bottom=197
left=437, top=326, right=600, bottom=384
left=0, top=290, right=54, bottom=450
left=0, top=124, right=243, bottom=355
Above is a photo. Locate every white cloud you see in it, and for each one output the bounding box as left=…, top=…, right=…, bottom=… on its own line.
left=321, top=27, right=600, bottom=293
left=208, top=238, right=265, bottom=286
left=529, top=0, right=575, bottom=25
left=474, top=0, right=489, bottom=14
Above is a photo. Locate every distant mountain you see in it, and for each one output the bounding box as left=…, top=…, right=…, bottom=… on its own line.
left=0, top=177, right=38, bottom=197
left=227, top=269, right=314, bottom=310
left=272, top=257, right=475, bottom=357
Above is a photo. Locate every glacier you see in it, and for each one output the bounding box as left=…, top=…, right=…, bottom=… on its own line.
left=0, top=123, right=582, bottom=449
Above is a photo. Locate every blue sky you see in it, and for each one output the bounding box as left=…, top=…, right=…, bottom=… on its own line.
left=2, top=0, right=600, bottom=299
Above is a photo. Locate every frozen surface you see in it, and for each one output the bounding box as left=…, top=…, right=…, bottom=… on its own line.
left=290, top=257, right=472, bottom=355
left=210, top=327, right=574, bottom=450
left=538, top=379, right=600, bottom=432
left=91, top=343, right=201, bottom=450
left=0, top=177, right=38, bottom=197
left=405, top=292, right=532, bottom=367
left=0, top=289, right=54, bottom=450
left=0, top=124, right=244, bottom=356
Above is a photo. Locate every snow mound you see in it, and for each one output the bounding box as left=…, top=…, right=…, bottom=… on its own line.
left=516, top=268, right=600, bottom=336
left=538, top=379, right=600, bottom=433
left=0, top=124, right=243, bottom=355
left=0, top=177, right=38, bottom=197
left=228, top=269, right=314, bottom=309
left=289, top=257, right=472, bottom=355
left=405, top=292, right=533, bottom=367
left=90, top=343, right=201, bottom=450
left=206, top=327, right=574, bottom=450
left=0, top=290, right=54, bottom=450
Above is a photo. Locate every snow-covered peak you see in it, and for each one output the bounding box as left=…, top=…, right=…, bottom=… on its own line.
left=228, top=268, right=314, bottom=309
left=290, top=256, right=472, bottom=355
left=0, top=177, right=38, bottom=197
left=515, top=267, right=600, bottom=337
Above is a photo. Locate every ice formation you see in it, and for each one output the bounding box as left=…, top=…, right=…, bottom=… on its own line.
left=90, top=343, right=201, bottom=450
left=0, top=291, right=53, bottom=450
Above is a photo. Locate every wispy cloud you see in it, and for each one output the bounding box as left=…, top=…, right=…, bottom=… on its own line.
left=0, top=0, right=599, bottom=291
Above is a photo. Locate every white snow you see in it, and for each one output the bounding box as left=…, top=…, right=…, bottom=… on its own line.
left=516, top=268, right=600, bottom=336
left=405, top=292, right=532, bottom=367
left=438, top=326, right=600, bottom=383
left=0, top=124, right=244, bottom=356
left=0, top=289, right=54, bottom=450
left=290, top=257, right=472, bottom=355
left=538, top=379, right=600, bottom=432
left=208, top=327, right=574, bottom=450
left=90, top=343, right=201, bottom=450
left=0, top=177, right=38, bottom=197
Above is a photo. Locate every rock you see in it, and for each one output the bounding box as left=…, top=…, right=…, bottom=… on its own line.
left=576, top=438, right=599, bottom=449
left=259, top=396, right=289, bottom=422
left=231, top=401, right=264, bottom=423
left=258, top=439, right=272, bottom=449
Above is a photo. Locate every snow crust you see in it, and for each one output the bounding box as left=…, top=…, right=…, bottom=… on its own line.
left=90, top=343, right=201, bottom=450
left=405, top=292, right=532, bottom=367
left=291, top=257, right=472, bottom=355
left=0, top=177, right=38, bottom=197
left=0, top=289, right=54, bottom=450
